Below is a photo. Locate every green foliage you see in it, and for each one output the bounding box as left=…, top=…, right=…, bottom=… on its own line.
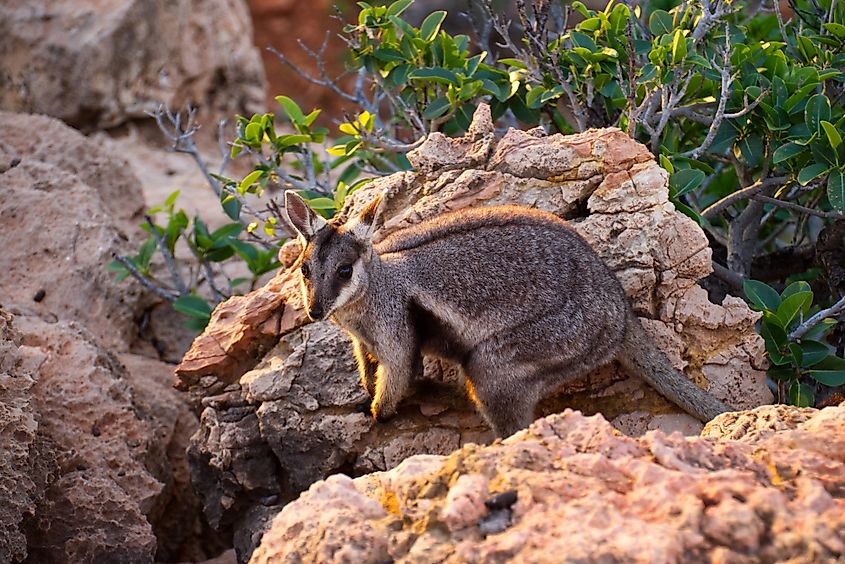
left=115, top=0, right=845, bottom=356
left=745, top=279, right=845, bottom=406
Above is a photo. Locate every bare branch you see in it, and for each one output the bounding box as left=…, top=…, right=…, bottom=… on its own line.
left=113, top=254, right=179, bottom=301
left=790, top=292, right=845, bottom=340
left=145, top=215, right=188, bottom=296
left=702, top=176, right=792, bottom=219
left=753, top=194, right=845, bottom=219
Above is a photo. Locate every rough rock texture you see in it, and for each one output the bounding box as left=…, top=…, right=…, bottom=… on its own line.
left=0, top=112, right=148, bottom=351
left=7, top=313, right=214, bottom=562
left=251, top=406, right=845, bottom=563
left=0, top=0, right=266, bottom=130
left=176, top=105, right=771, bottom=557
left=0, top=311, right=55, bottom=564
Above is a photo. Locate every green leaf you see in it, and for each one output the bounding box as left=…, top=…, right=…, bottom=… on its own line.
left=671, top=30, right=687, bottom=64
left=807, top=356, right=845, bottom=386
left=797, top=163, right=830, bottom=185
left=172, top=295, right=212, bottom=320
left=648, top=10, right=673, bottom=35
left=420, top=10, right=446, bottom=42
left=386, top=0, right=413, bottom=16
left=761, top=318, right=789, bottom=364
left=221, top=195, right=242, bottom=221
left=659, top=155, right=674, bottom=174
left=776, top=291, right=812, bottom=328
left=409, top=67, right=459, bottom=85
left=744, top=279, right=781, bottom=311
left=669, top=168, right=705, bottom=197
left=788, top=381, right=814, bottom=407
left=422, top=96, right=452, bottom=119
left=275, top=95, right=306, bottom=124
left=772, top=142, right=805, bottom=164
left=805, top=94, right=832, bottom=137
left=228, top=239, right=260, bottom=266
left=244, top=122, right=262, bottom=143
left=782, top=281, right=812, bottom=301
left=828, top=169, right=845, bottom=212
left=821, top=121, right=842, bottom=151
left=164, top=190, right=180, bottom=209
left=824, top=23, right=845, bottom=39
left=210, top=223, right=243, bottom=241
left=798, top=340, right=830, bottom=367
left=275, top=134, right=312, bottom=149
left=238, top=170, right=263, bottom=196
left=768, top=365, right=795, bottom=381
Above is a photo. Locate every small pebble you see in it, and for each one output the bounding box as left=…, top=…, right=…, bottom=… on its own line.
left=485, top=489, right=517, bottom=510
left=33, top=289, right=46, bottom=302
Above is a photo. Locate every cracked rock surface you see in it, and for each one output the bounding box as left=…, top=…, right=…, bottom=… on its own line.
left=251, top=405, right=845, bottom=563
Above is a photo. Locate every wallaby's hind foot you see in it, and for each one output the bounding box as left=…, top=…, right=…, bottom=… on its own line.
left=466, top=362, right=538, bottom=438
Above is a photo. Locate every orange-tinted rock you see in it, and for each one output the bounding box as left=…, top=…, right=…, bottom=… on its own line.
left=251, top=406, right=845, bottom=563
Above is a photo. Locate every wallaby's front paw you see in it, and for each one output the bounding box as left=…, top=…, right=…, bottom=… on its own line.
left=371, top=401, right=397, bottom=423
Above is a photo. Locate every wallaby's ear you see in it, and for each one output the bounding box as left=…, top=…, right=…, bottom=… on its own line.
left=284, top=191, right=327, bottom=241
left=347, top=194, right=384, bottom=241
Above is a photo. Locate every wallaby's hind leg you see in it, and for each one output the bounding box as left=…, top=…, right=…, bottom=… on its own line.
left=465, top=357, right=540, bottom=438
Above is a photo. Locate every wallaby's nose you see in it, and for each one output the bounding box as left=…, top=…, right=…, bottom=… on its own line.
left=308, top=305, right=324, bottom=320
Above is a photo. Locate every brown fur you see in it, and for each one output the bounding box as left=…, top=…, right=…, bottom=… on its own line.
left=284, top=192, right=732, bottom=437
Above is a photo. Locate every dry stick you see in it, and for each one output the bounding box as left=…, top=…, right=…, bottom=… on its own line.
left=145, top=215, right=188, bottom=296
left=753, top=194, right=845, bottom=219
left=790, top=293, right=845, bottom=340
left=711, top=260, right=745, bottom=289
left=702, top=176, right=791, bottom=219
left=113, top=255, right=178, bottom=301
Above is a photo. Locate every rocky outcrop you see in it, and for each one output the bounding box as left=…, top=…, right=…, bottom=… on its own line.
left=0, top=112, right=148, bottom=351
left=251, top=405, right=845, bottom=563
left=0, top=310, right=217, bottom=562
left=0, top=0, right=266, bottom=130
left=0, top=111, right=217, bottom=561
left=0, top=311, right=55, bottom=564
left=176, top=105, right=771, bottom=557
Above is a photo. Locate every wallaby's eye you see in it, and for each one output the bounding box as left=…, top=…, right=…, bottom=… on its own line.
left=337, top=264, right=353, bottom=280
left=301, top=263, right=311, bottom=278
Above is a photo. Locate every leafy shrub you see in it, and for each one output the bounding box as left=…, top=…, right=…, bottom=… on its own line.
left=745, top=279, right=845, bottom=406
left=114, top=0, right=845, bottom=405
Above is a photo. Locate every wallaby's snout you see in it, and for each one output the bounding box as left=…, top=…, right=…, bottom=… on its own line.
left=307, top=304, right=324, bottom=321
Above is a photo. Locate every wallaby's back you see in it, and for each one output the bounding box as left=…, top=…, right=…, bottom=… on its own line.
left=376, top=206, right=629, bottom=359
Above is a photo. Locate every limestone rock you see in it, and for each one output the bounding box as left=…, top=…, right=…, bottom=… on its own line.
left=251, top=406, right=845, bottom=563
left=0, top=0, right=266, bottom=130
left=0, top=310, right=213, bottom=562
left=0, top=311, right=55, bottom=563
left=0, top=112, right=148, bottom=352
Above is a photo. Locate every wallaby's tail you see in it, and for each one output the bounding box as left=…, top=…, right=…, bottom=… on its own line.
left=617, top=311, right=733, bottom=422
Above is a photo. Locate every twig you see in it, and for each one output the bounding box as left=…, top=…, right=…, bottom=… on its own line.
left=790, top=293, right=845, bottom=340
left=711, top=260, right=745, bottom=289
left=145, top=215, right=188, bottom=295
left=753, top=195, right=845, bottom=219
left=113, top=255, right=179, bottom=301
left=702, top=176, right=791, bottom=219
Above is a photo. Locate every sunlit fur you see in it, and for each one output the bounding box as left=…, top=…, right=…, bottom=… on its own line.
left=284, top=192, right=732, bottom=437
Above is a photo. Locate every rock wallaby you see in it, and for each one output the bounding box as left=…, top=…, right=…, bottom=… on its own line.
left=283, top=191, right=732, bottom=437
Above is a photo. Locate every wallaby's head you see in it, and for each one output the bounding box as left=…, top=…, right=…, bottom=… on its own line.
left=283, top=191, right=383, bottom=321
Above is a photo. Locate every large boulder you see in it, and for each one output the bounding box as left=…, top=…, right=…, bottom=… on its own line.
left=0, top=310, right=216, bottom=562
left=0, top=112, right=148, bottom=351
left=175, top=104, right=772, bottom=557
left=0, top=0, right=266, bottom=130
left=250, top=405, right=845, bottom=563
